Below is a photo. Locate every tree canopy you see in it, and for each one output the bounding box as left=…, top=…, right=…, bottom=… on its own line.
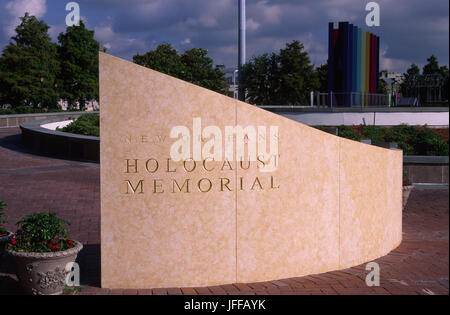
left=0, top=13, right=59, bottom=108
left=0, top=14, right=101, bottom=110
left=423, top=55, right=440, bottom=75
left=57, top=20, right=99, bottom=110
left=401, top=57, right=449, bottom=102
left=240, top=40, right=319, bottom=105
left=316, top=63, right=328, bottom=93
left=133, top=44, right=227, bottom=94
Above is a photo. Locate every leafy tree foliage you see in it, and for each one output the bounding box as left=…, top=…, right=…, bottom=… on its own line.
left=0, top=13, right=59, bottom=108
left=239, top=53, right=281, bottom=105
left=401, top=57, right=449, bottom=102
left=439, top=65, right=449, bottom=101
left=133, top=44, right=227, bottom=94
left=423, top=55, right=440, bottom=75
left=57, top=21, right=99, bottom=110
left=278, top=41, right=319, bottom=105
left=240, top=40, right=319, bottom=105
left=316, top=63, right=328, bottom=93
left=133, top=44, right=185, bottom=78
left=401, top=63, right=421, bottom=96
left=181, top=48, right=227, bottom=93
left=378, top=78, right=388, bottom=94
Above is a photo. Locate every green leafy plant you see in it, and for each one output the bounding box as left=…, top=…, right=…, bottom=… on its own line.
left=362, top=125, right=388, bottom=144
left=324, top=124, right=448, bottom=156
left=403, top=170, right=411, bottom=186
left=8, top=212, right=76, bottom=252
left=59, top=113, right=99, bottom=137
left=337, top=125, right=362, bottom=141
left=385, top=124, right=449, bottom=156
left=0, top=201, right=8, bottom=236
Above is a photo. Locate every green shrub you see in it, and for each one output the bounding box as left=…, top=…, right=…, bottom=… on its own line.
left=8, top=212, right=76, bottom=253
left=403, top=169, right=411, bottom=186
left=60, top=113, right=99, bottom=137
left=362, top=125, right=387, bottom=143
left=0, top=108, right=15, bottom=115
left=330, top=124, right=448, bottom=156
left=0, top=201, right=8, bottom=236
left=385, top=124, right=449, bottom=156
left=337, top=125, right=362, bottom=141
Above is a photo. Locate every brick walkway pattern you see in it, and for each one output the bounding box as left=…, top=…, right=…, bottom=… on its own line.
left=0, top=128, right=448, bottom=295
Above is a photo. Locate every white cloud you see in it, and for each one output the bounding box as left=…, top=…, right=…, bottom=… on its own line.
left=180, top=38, right=191, bottom=45
left=255, top=0, right=283, bottom=25
left=247, top=18, right=260, bottom=31
left=94, top=23, right=147, bottom=59
left=3, top=0, right=47, bottom=37
left=380, top=45, right=411, bottom=73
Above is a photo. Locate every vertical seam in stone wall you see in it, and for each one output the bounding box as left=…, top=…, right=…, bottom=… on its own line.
left=234, top=98, right=238, bottom=283
left=338, top=138, right=341, bottom=268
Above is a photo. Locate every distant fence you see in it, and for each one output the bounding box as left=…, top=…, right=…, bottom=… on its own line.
left=258, top=106, right=449, bottom=127
left=315, top=92, right=390, bottom=107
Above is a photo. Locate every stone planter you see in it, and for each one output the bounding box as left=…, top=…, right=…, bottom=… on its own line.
left=0, top=232, right=12, bottom=260
left=402, top=185, right=414, bottom=209
left=6, top=241, right=83, bottom=295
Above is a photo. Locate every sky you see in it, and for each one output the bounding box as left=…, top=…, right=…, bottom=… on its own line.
left=0, top=0, right=448, bottom=74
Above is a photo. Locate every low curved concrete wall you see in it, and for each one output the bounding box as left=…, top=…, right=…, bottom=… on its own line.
left=1, top=111, right=98, bottom=128
left=20, top=118, right=99, bottom=162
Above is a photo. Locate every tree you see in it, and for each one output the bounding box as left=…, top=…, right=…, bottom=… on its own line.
left=133, top=44, right=185, bottom=79
left=378, top=78, right=388, bottom=94
left=0, top=13, right=59, bottom=108
left=401, top=63, right=421, bottom=97
left=406, top=63, right=420, bottom=76
left=439, top=65, right=449, bottom=101
left=240, top=40, right=319, bottom=105
left=239, top=53, right=281, bottom=105
left=180, top=48, right=227, bottom=93
left=316, top=63, right=328, bottom=93
left=278, top=41, right=319, bottom=105
left=133, top=44, right=227, bottom=94
left=423, top=55, right=440, bottom=75
left=57, top=20, right=100, bottom=110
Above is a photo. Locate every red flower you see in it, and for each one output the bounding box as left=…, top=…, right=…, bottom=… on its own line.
left=68, top=240, right=74, bottom=245
left=11, top=239, right=16, bottom=245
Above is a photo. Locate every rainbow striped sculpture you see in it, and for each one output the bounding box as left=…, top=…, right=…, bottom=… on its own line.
left=328, top=22, right=380, bottom=107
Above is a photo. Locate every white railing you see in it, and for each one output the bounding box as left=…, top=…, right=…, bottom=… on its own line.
left=315, top=92, right=390, bottom=107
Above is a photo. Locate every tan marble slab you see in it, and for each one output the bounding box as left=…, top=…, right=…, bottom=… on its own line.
left=99, top=52, right=402, bottom=289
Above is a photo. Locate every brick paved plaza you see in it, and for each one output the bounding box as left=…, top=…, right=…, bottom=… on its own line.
left=0, top=127, right=448, bottom=295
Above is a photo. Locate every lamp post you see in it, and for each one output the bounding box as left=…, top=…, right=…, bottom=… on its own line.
left=238, top=0, right=246, bottom=101
left=233, top=69, right=239, bottom=99
left=40, top=77, right=44, bottom=108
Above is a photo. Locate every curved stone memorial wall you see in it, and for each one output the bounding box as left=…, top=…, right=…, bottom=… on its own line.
left=100, top=52, right=402, bottom=289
